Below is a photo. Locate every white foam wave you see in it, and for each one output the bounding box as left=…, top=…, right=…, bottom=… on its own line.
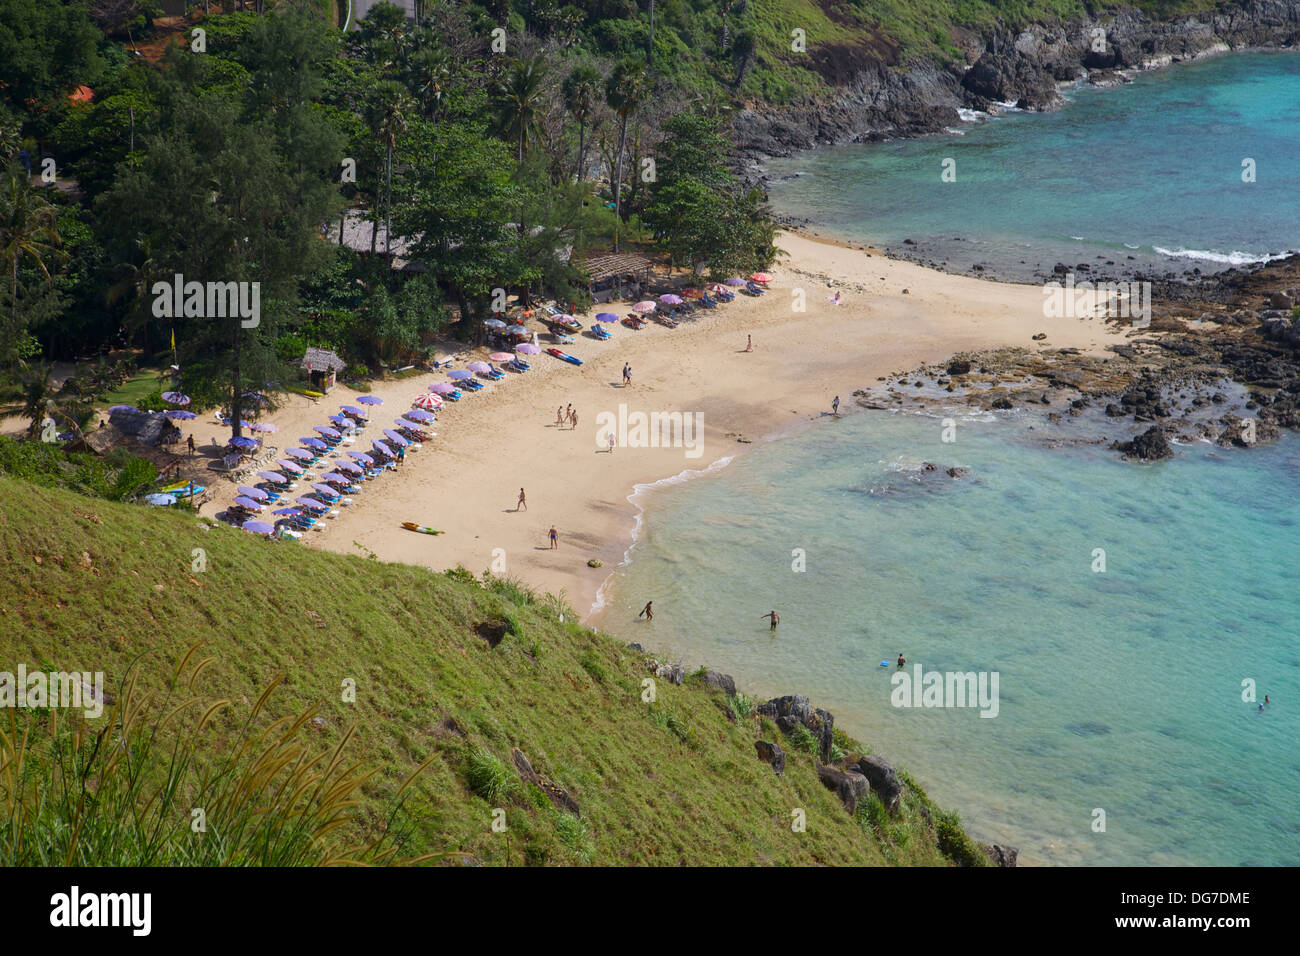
left=956, top=108, right=985, bottom=123
left=1153, top=246, right=1292, bottom=266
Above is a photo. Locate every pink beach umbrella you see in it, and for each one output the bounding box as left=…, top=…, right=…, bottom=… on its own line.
left=632, top=300, right=656, bottom=313
left=515, top=343, right=541, bottom=355
left=412, top=392, right=442, bottom=410
left=488, top=352, right=514, bottom=362
left=466, top=361, right=491, bottom=373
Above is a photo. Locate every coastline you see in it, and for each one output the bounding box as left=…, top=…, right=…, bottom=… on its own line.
left=152, top=231, right=1120, bottom=626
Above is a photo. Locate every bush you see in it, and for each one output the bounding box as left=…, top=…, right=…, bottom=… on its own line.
left=934, top=809, right=987, bottom=867
left=786, top=723, right=819, bottom=756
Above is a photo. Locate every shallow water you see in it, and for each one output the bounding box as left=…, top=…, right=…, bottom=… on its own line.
left=765, top=52, right=1300, bottom=280
left=601, top=410, right=1300, bottom=865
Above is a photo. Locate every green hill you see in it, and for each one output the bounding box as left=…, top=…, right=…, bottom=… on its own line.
left=0, top=474, right=986, bottom=866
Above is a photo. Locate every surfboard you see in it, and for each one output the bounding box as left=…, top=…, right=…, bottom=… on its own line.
left=402, top=522, right=444, bottom=535
left=880, top=661, right=890, bottom=667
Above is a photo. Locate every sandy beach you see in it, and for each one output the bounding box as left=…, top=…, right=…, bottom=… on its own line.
left=46, top=232, right=1121, bottom=623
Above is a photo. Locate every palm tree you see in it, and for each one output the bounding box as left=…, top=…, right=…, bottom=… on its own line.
left=365, top=82, right=410, bottom=260
left=562, top=65, right=602, bottom=182
left=0, top=167, right=61, bottom=366
left=408, top=45, right=452, bottom=122
left=491, top=55, right=551, bottom=166
left=605, top=58, right=649, bottom=251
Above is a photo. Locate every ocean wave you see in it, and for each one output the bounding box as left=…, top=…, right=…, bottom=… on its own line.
left=956, top=108, right=985, bottom=123
left=1153, top=245, right=1292, bottom=266
left=588, top=455, right=736, bottom=616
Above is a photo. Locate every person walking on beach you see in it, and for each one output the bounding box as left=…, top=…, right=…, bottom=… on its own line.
left=639, top=601, right=653, bottom=621
left=557, top=406, right=564, bottom=426
left=187, top=434, right=196, bottom=456
left=623, top=364, right=632, bottom=387
left=762, top=610, right=779, bottom=631
left=608, top=432, right=616, bottom=453
left=566, top=403, right=572, bottom=425
left=832, top=395, right=840, bottom=415
left=549, top=525, right=558, bottom=549
left=517, top=487, right=527, bottom=511
left=746, top=334, right=753, bottom=352
left=571, top=408, right=579, bottom=431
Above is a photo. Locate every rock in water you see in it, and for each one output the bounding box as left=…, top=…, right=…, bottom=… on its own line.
left=754, top=740, right=786, bottom=776
left=1113, top=426, right=1173, bottom=461
left=983, top=844, right=1019, bottom=867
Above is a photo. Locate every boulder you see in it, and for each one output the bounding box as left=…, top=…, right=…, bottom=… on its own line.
left=817, top=763, right=870, bottom=813
left=812, top=707, right=835, bottom=764
left=757, top=694, right=812, bottom=726
left=703, top=670, right=737, bottom=697
left=1113, top=426, right=1173, bottom=461
left=946, top=467, right=970, bottom=479
left=654, top=662, right=685, bottom=685
left=946, top=358, right=972, bottom=376
left=754, top=740, right=786, bottom=776
left=853, top=754, right=903, bottom=813
left=983, top=844, right=1019, bottom=867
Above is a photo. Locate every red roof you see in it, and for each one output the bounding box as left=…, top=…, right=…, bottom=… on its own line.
left=68, top=86, right=94, bottom=104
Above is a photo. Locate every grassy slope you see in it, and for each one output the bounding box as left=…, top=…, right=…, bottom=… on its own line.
left=0, top=475, right=978, bottom=865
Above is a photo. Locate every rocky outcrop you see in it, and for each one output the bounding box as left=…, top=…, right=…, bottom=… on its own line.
left=512, top=747, right=580, bottom=815
left=754, top=740, right=786, bottom=776
left=703, top=670, right=737, bottom=697
left=757, top=694, right=834, bottom=763
left=852, top=754, right=904, bottom=814
left=737, top=2, right=1300, bottom=171
left=983, top=843, right=1020, bottom=867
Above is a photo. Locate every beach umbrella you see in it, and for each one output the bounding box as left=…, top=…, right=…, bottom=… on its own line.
left=299, top=437, right=329, bottom=450
left=681, top=288, right=703, bottom=299
left=164, top=409, right=197, bottom=420
left=241, top=520, right=275, bottom=535
left=395, top=417, right=422, bottom=431
left=109, top=404, right=138, bottom=413
left=162, top=391, right=189, bottom=405
left=356, top=395, right=383, bottom=406
left=273, top=508, right=303, bottom=517
left=516, top=343, right=541, bottom=354
left=633, top=300, right=656, bottom=313
left=276, top=459, right=304, bottom=474
left=296, top=496, right=328, bottom=510
left=466, top=361, right=491, bottom=373
left=508, top=324, right=531, bottom=337
left=372, top=440, right=394, bottom=457
left=659, top=294, right=683, bottom=305
left=708, top=283, right=729, bottom=294
left=258, top=471, right=288, bottom=484
left=333, top=460, right=363, bottom=474
left=489, top=352, right=514, bottom=362
left=320, top=472, right=351, bottom=484
left=328, top=414, right=355, bottom=427
left=411, top=393, right=441, bottom=411
left=310, top=483, right=340, bottom=497
left=313, top=425, right=341, bottom=438
left=228, top=435, right=259, bottom=449
left=749, top=272, right=772, bottom=283
left=484, top=318, right=507, bottom=329
left=406, top=408, right=437, bottom=422
left=234, top=496, right=265, bottom=511
left=429, top=382, right=456, bottom=395
left=250, top=422, right=277, bottom=433
left=285, top=448, right=313, bottom=460
left=144, top=493, right=177, bottom=506
left=382, top=429, right=410, bottom=446
left=447, top=369, right=472, bottom=380
left=724, top=277, right=746, bottom=286
left=341, top=405, right=368, bottom=418
left=346, top=451, right=374, bottom=465
left=237, top=485, right=269, bottom=500
left=595, top=312, right=619, bottom=322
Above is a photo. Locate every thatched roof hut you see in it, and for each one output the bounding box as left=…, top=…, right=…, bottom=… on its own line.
left=108, top=408, right=181, bottom=447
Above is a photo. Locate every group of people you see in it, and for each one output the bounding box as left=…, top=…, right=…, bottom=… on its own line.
left=556, top=404, right=580, bottom=429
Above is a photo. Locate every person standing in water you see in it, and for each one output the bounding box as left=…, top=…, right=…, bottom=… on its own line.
left=832, top=395, right=840, bottom=415
left=517, top=487, right=527, bottom=511
left=639, top=601, right=653, bottom=621
left=761, top=610, right=779, bottom=631
left=897, top=652, right=906, bottom=667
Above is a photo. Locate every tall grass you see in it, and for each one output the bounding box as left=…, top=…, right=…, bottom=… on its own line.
left=0, top=646, right=436, bottom=866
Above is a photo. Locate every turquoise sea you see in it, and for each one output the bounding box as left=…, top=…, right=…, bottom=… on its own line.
left=600, top=410, right=1300, bottom=865
left=764, top=52, right=1300, bottom=280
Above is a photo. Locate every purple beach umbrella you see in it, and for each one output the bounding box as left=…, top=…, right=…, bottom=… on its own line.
left=233, top=496, right=265, bottom=511
left=164, top=409, right=197, bottom=420
left=300, top=437, right=328, bottom=450
left=382, top=429, right=410, bottom=446
left=286, top=448, right=314, bottom=461
left=356, top=395, right=383, bottom=406
left=258, top=471, right=288, bottom=484
left=333, top=460, right=363, bottom=474
left=314, top=425, right=341, bottom=438
left=516, top=343, right=541, bottom=354
left=296, top=496, right=328, bottom=509
left=372, top=441, right=394, bottom=457
left=429, top=383, right=457, bottom=394
left=228, top=436, right=259, bottom=449
left=236, top=486, right=269, bottom=500
left=595, top=312, right=618, bottom=322
left=341, top=405, right=368, bottom=418
left=447, top=369, right=472, bottom=380
left=276, top=459, right=304, bottom=474
left=405, top=409, right=436, bottom=423
left=162, top=391, right=190, bottom=405
left=311, top=483, right=340, bottom=497
left=241, top=521, right=275, bottom=535
left=466, top=361, right=491, bottom=373
left=273, top=508, right=303, bottom=517
left=250, top=422, right=277, bottom=433
left=346, top=451, right=374, bottom=465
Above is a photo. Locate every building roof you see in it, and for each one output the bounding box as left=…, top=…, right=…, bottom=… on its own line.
left=583, top=251, right=656, bottom=282
left=108, top=408, right=181, bottom=447
left=301, top=347, right=346, bottom=373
